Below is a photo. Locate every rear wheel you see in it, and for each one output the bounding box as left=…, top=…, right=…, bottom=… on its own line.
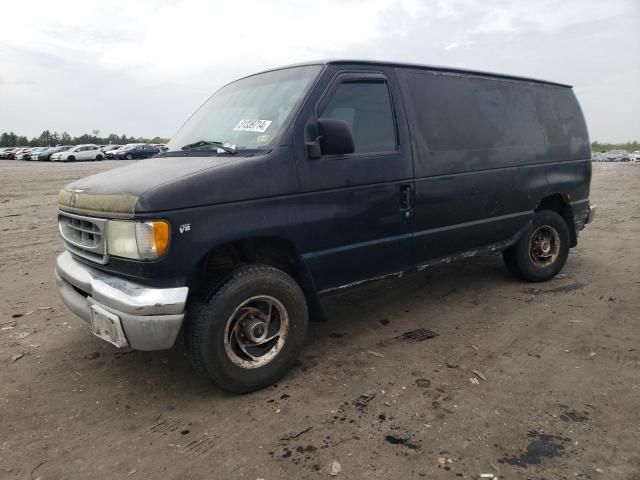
left=503, top=210, right=570, bottom=282
left=126, top=154, right=133, bottom=160
left=185, top=264, right=308, bottom=393
left=95, top=154, right=103, bottom=161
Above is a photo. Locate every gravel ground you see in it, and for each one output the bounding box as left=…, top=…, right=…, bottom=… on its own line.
left=0, top=160, right=639, bottom=479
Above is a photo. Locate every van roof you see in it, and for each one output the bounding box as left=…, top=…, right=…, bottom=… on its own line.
left=268, top=59, right=572, bottom=88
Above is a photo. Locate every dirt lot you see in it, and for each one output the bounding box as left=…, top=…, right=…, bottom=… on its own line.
left=0, top=160, right=639, bottom=479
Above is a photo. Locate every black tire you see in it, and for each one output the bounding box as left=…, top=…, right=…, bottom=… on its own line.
left=67, top=155, right=75, bottom=161
left=126, top=154, right=133, bottom=160
left=185, top=264, right=308, bottom=393
left=503, top=210, right=570, bottom=282
left=95, top=154, right=103, bottom=161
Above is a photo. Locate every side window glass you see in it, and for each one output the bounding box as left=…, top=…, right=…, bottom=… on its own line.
left=321, top=81, right=396, bottom=154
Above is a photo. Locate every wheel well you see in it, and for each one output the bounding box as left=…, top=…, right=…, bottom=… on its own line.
left=189, top=237, right=327, bottom=322
left=536, top=194, right=577, bottom=247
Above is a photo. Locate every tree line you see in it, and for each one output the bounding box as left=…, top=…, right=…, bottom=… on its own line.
left=0, top=130, right=169, bottom=148
left=591, top=141, right=639, bottom=152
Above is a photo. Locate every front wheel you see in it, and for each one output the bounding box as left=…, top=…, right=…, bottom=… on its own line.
left=503, top=210, right=570, bottom=282
left=185, top=264, right=308, bottom=393
left=126, top=154, right=133, bottom=160
left=95, top=154, right=103, bottom=161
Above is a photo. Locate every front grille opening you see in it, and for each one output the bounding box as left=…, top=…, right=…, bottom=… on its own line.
left=58, top=211, right=108, bottom=264
left=64, top=218, right=101, bottom=247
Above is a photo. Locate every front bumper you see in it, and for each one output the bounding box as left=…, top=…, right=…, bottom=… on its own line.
left=55, top=251, right=188, bottom=350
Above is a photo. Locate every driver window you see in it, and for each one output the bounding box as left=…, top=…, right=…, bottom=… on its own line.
left=320, top=81, right=397, bottom=154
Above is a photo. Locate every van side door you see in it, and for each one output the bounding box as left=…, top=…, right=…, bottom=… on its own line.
left=291, top=65, right=415, bottom=292
left=396, top=69, right=546, bottom=264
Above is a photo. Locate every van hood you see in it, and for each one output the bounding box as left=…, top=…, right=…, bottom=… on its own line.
left=58, top=148, right=297, bottom=218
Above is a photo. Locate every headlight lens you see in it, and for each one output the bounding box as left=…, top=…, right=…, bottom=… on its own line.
left=106, top=220, right=170, bottom=260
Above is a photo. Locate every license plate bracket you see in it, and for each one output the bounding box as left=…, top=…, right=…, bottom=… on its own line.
left=90, top=305, right=128, bottom=348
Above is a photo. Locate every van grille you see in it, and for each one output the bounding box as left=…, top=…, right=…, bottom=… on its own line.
left=58, top=211, right=108, bottom=264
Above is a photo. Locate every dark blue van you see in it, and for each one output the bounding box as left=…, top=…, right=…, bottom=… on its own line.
left=55, top=60, right=594, bottom=393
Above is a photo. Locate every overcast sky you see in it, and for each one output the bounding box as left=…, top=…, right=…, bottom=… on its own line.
left=1, top=0, right=638, bottom=142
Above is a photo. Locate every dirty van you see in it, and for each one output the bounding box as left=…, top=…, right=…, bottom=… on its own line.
left=55, top=60, right=595, bottom=393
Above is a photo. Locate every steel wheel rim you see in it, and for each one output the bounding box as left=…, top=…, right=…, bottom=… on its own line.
left=223, top=295, right=289, bottom=369
left=529, top=225, right=560, bottom=267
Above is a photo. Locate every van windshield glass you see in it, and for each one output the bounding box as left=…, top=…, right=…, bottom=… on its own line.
left=166, top=65, right=322, bottom=154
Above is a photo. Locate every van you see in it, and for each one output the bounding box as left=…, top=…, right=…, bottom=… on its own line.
left=55, top=60, right=595, bottom=393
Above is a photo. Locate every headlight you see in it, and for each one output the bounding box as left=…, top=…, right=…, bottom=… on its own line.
left=106, top=220, right=170, bottom=260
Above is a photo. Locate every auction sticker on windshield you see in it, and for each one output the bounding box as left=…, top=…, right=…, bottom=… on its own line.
left=233, top=119, right=272, bottom=133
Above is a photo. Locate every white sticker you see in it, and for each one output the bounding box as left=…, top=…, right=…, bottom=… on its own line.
left=256, top=134, right=271, bottom=146
left=233, top=119, right=272, bottom=133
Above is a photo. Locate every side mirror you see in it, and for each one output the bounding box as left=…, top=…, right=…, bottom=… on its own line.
left=306, top=118, right=355, bottom=159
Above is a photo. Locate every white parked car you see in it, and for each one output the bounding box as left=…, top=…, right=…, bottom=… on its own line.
left=629, top=151, right=640, bottom=162
left=52, top=144, right=103, bottom=162
left=100, top=144, right=122, bottom=154
left=105, top=145, right=126, bottom=159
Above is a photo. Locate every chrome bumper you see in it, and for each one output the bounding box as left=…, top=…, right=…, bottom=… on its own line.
left=55, top=251, right=188, bottom=350
left=586, top=205, right=596, bottom=224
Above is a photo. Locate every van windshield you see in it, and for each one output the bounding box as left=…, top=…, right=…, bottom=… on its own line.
left=166, top=65, right=322, bottom=155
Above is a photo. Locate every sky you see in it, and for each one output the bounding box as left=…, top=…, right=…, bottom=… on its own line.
left=1, top=0, right=638, bottom=143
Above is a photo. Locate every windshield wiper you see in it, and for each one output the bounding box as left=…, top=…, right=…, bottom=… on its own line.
left=181, top=140, right=238, bottom=154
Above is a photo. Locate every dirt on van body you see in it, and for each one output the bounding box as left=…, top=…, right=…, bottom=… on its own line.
left=0, top=160, right=639, bottom=479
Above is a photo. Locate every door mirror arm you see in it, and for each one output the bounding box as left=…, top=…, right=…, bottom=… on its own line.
left=306, top=136, right=323, bottom=159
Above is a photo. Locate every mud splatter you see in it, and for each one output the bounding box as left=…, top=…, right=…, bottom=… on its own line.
left=385, top=434, right=421, bottom=450
left=560, top=410, right=589, bottom=423
left=544, top=282, right=587, bottom=294
left=499, top=431, right=570, bottom=467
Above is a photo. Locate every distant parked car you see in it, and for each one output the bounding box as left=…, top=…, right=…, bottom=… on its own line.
left=604, top=150, right=630, bottom=162
left=2, top=148, right=20, bottom=159
left=15, top=148, right=38, bottom=160
left=0, top=147, right=18, bottom=158
left=7, top=148, right=28, bottom=159
left=23, top=147, right=49, bottom=160
left=52, top=144, right=103, bottom=162
left=113, top=143, right=159, bottom=160
left=31, top=145, right=72, bottom=161
left=105, top=145, right=127, bottom=159
left=100, top=144, right=122, bottom=153
left=629, top=151, right=640, bottom=162
left=5, top=147, right=30, bottom=160
left=50, top=150, right=64, bottom=161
